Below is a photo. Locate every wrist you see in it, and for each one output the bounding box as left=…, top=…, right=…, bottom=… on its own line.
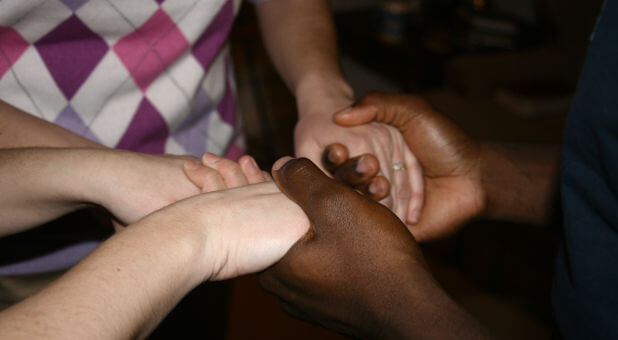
left=477, top=142, right=501, bottom=220
left=136, top=195, right=216, bottom=287
left=376, top=268, right=486, bottom=339
left=295, top=73, right=354, bottom=118
left=477, top=141, right=559, bottom=224
left=75, top=149, right=126, bottom=207
left=366, top=266, right=445, bottom=339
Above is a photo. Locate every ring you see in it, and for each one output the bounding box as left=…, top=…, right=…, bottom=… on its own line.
left=392, top=162, right=405, bottom=171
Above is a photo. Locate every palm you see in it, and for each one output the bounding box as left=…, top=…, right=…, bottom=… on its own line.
left=335, top=93, right=485, bottom=242
left=296, top=113, right=424, bottom=223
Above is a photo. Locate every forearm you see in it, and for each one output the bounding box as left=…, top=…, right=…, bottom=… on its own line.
left=380, top=270, right=491, bottom=339
left=0, top=100, right=104, bottom=149
left=0, top=148, right=101, bottom=236
left=0, top=200, right=208, bottom=339
left=255, top=0, right=354, bottom=115
left=479, top=142, right=560, bottom=225
left=0, top=183, right=309, bottom=339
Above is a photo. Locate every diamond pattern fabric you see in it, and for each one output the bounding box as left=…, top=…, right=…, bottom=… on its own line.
left=0, top=0, right=255, bottom=274
left=113, top=8, right=189, bottom=91
left=59, top=0, right=89, bottom=11
left=192, top=0, right=235, bottom=71
left=116, top=98, right=169, bottom=154
left=0, top=0, right=247, bottom=160
left=35, top=14, right=109, bottom=100
left=0, top=27, right=29, bottom=80
left=55, top=104, right=102, bottom=143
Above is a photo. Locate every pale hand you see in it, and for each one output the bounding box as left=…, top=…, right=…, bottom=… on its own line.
left=333, top=92, right=486, bottom=241
left=295, top=109, right=425, bottom=225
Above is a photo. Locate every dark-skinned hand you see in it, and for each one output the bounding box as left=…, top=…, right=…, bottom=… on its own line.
left=259, top=157, right=441, bottom=339
left=321, top=149, right=392, bottom=201
left=326, top=92, right=486, bottom=242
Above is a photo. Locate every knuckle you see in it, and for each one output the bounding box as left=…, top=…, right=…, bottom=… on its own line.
left=362, top=91, right=384, bottom=103
left=279, top=301, right=302, bottom=318
left=257, top=272, right=275, bottom=291
left=203, top=169, right=224, bottom=182
left=214, top=158, right=241, bottom=173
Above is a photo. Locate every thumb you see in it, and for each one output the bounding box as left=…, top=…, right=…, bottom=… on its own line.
left=183, top=161, right=225, bottom=193
left=183, top=160, right=204, bottom=188
left=334, top=93, right=428, bottom=135
left=272, top=157, right=347, bottom=234
left=332, top=104, right=378, bottom=127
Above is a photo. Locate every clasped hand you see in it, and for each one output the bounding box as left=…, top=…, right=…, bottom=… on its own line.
left=322, top=92, right=486, bottom=241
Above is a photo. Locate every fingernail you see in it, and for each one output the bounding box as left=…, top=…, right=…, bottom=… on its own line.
left=202, top=152, right=218, bottom=165
left=407, top=210, right=420, bottom=224
left=245, top=156, right=259, bottom=174
left=355, top=156, right=371, bottom=175
left=328, top=148, right=339, bottom=164
left=369, top=180, right=381, bottom=195
left=273, top=156, right=293, bottom=171
left=184, top=160, right=200, bottom=170
left=334, top=108, right=351, bottom=117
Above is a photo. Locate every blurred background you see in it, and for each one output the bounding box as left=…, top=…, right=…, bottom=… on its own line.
left=185, top=0, right=603, bottom=338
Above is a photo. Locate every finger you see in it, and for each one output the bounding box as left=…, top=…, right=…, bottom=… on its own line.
left=321, top=143, right=349, bottom=173
left=295, top=143, right=333, bottom=177
left=279, top=300, right=312, bottom=323
left=355, top=176, right=390, bottom=201
left=111, top=219, right=126, bottom=233
left=239, top=155, right=266, bottom=184
left=334, top=92, right=427, bottom=133
left=272, top=156, right=294, bottom=172
left=405, top=156, right=424, bottom=225
left=183, top=160, right=226, bottom=192
left=202, top=152, right=248, bottom=188
left=273, top=157, right=352, bottom=234
left=332, top=154, right=379, bottom=186
left=262, top=170, right=273, bottom=182
left=258, top=268, right=288, bottom=296
left=332, top=103, right=378, bottom=127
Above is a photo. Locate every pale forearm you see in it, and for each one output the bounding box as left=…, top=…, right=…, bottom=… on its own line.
left=255, top=0, right=354, bottom=115
left=0, top=100, right=104, bottom=149
left=0, top=201, right=208, bottom=339
left=0, top=148, right=100, bottom=235
left=479, top=142, right=560, bottom=225
left=0, top=184, right=309, bottom=339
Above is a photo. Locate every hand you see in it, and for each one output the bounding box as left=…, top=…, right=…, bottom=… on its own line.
left=191, top=181, right=309, bottom=281
left=184, top=152, right=271, bottom=192
left=321, top=148, right=391, bottom=201
left=258, top=158, right=441, bottom=339
left=0, top=176, right=309, bottom=340
left=92, top=151, right=267, bottom=227
left=295, top=101, right=425, bottom=225
left=332, top=92, right=486, bottom=241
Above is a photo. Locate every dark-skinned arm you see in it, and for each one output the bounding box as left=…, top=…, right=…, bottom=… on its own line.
left=479, top=141, right=559, bottom=225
